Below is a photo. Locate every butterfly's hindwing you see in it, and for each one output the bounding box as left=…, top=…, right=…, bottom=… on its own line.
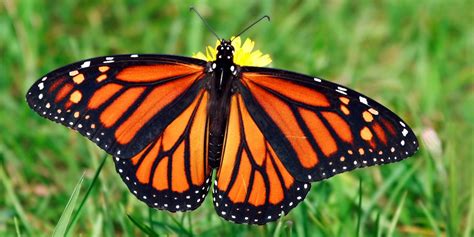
left=214, top=94, right=310, bottom=224
left=113, top=90, right=212, bottom=211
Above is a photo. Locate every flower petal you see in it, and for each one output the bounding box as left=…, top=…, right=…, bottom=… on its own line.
left=231, top=36, right=241, bottom=49
left=242, top=38, right=255, bottom=53
left=206, top=46, right=216, bottom=61
left=192, top=52, right=207, bottom=61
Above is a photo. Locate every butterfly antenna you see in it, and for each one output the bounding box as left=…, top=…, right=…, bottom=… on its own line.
left=233, top=15, right=270, bottom=41
left=190, top=7, right=221, bottom=41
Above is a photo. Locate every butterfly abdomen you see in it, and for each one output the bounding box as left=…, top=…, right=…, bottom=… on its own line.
left=208, top=132, right=224, bottom=167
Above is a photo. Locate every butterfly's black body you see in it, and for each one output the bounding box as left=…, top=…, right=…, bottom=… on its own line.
left=207, top=40, right=237, bottom=168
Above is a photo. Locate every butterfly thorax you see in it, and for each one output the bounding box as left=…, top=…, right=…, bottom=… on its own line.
left=207, top=40, right=238, bottom=168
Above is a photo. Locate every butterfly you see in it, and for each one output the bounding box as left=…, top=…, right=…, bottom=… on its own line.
left=26, top=16, right=418, bottom=225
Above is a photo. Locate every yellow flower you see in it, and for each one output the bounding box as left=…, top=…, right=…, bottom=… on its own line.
left=192, top=36, right=272, bottom=67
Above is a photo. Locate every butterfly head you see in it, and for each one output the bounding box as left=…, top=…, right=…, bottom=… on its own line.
left=216, top=40, right=235, bottom=63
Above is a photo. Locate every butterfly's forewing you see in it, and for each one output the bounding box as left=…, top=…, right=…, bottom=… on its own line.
left=113, top=90, right=212, bottom=211
left=214, top=94, right=310, bottom=224
left=26, top=54, right=207, bottom=159
left=238, top=67, right=419, bottom=182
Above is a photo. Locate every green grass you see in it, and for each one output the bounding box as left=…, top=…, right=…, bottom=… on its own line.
left=1, top=0, right=473, bottom=236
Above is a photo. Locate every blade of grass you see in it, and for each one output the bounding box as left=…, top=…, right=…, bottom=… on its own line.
left=52, top=173, right=84, bottom=237
left=65, top=154, right=108, bottom=235
left=361, top=163, right=419, bottom=231
left=127, top=214, right=160, bottom=237
left=419, top=201, right=441, bottom=236
left=187, top=212, right=194, bottom=236
left=150, top=220, right=186, bottom=235
left=130, top=213, right=194, bottom=236
left=356, top=178, right=363, bottom=237
left=272, top=212, right=284, bottom=237
left=375, top=211, right=382, bottom=237
left=91, top=213, right=103, bottom=237
left=166, top=213, right=193, bottom=236
left=387, top=192, right=407, bottom=237
left=464, top=189, right=473, bottom=237
left=0, top=163, right=32, bottom=234
left=14, top=217, right=20, bottom=237
left=148, top=206, right=154, bottom=232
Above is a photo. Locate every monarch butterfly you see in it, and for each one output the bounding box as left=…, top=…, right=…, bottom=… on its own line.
left=26, top=12, right=418, bottom=225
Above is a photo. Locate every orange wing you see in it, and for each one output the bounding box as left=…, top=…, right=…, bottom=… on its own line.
left=113, top=90, right=212, bottom=211
left=238, top=68, right=419, bottom=182
left=26, top=54, right=207, bottom=159
left=214, top=94, right=310, bottom=224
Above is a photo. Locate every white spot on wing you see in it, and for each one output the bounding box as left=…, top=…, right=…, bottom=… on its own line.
left=359, top=96, right=368, bottom=105
left=81, top=61, right=91, bottom=68
left=313, top=77, right=322, bottom=82
left=337, top=86, right=347, bottom=91
left=402, top=129, right=408, bottom=136
left=38, top=83, right=44, bottom=90
left=130, top=54, right=138, bottom=58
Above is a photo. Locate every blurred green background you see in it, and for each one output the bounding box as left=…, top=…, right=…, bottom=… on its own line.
left=0, top=0, right=472, bottom=236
